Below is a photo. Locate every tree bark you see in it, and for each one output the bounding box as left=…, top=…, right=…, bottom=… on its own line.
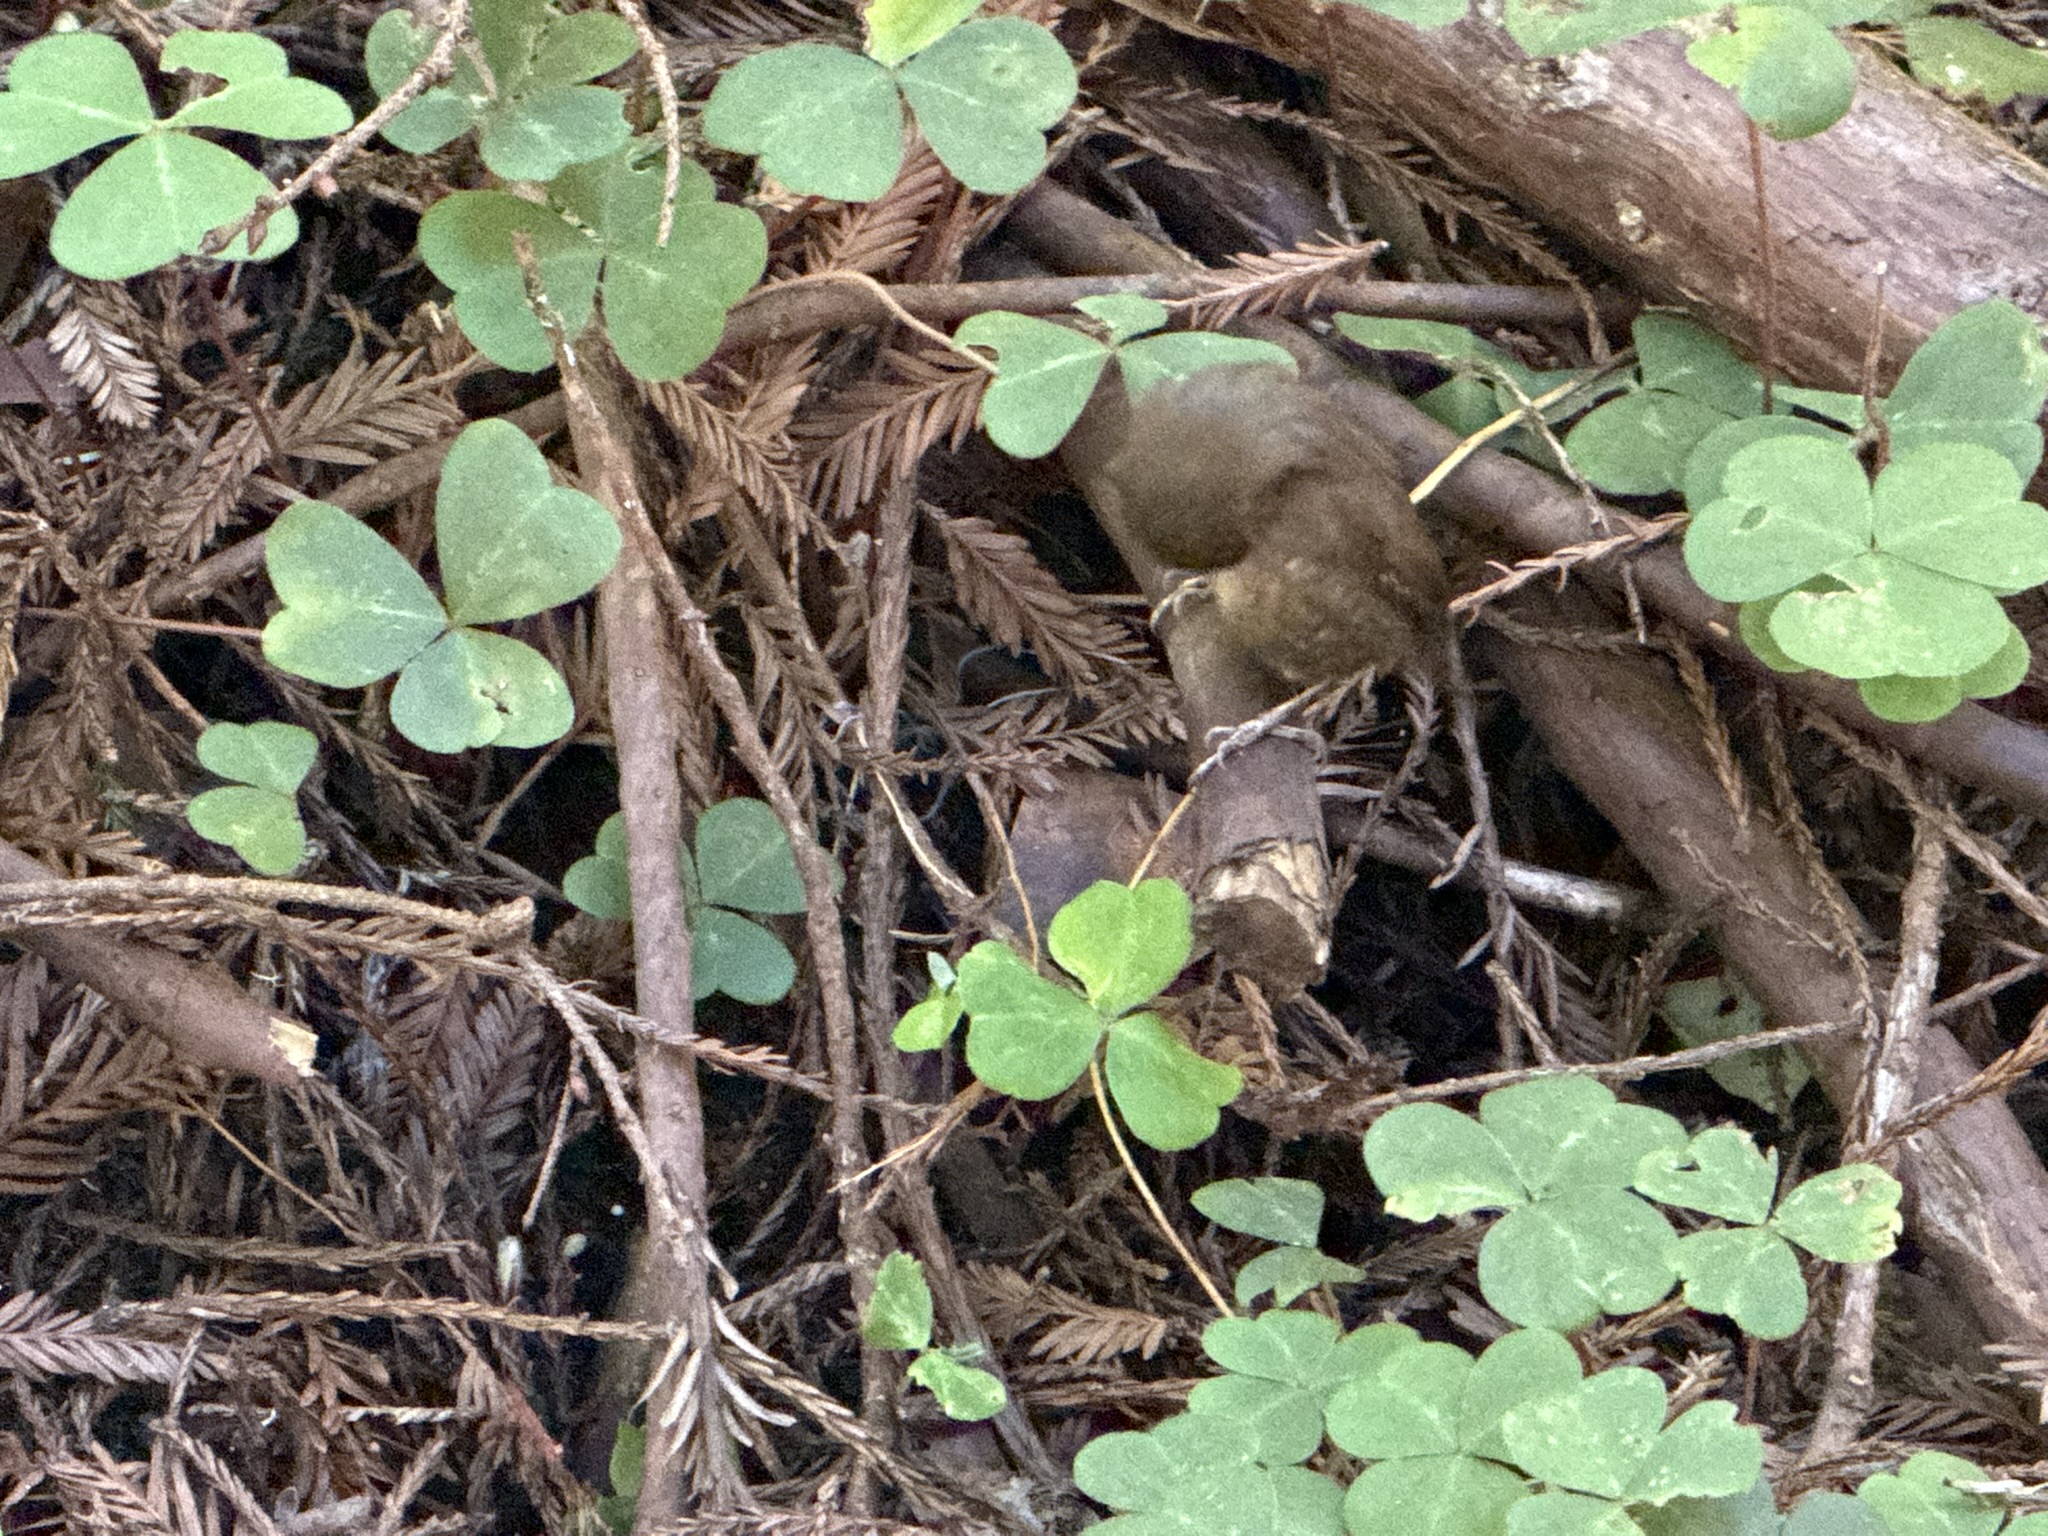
left=1136, top=0, right=2048, bottom=386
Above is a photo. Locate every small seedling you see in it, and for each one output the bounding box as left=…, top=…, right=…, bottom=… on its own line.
left=860, top=1251, right=1006, bottom=1422
left=0, top=29, right=351, bottom=280
left=261, top=419, right=621, bottom=753
left=1192, top=1177, right=1365, bottom=1307
left=703, top=12, right=1077, bottom=200
left=894, top=878, right=1242, bottom=1151
left=957, top=295, right=1298, bottom=458
left=563, top=797, right=811, bottom=1005
left=185, top=721, right=318, bottom=877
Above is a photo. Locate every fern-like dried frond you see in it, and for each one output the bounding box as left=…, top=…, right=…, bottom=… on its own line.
left=804, top=144, right=955, bottom=278
left=798, top=348, right=988, bottom=522
left=968, top=1264, right=1177, bottom=1363
left=0, top=1290, right=191, bottom=1384
left=1175, top=238, right=1389, bottom=329
left=930, top=511, right=1158, bottom=697
left=647, top=377, right=806, bottom=533
left=272, top=345, right=463, bottom=468
left=43, top=279, right=161, bottom=430
left=144, top=411, right=276, bottom=564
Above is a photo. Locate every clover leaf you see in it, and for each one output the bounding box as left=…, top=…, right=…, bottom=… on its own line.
left=957, top=303, right=1295, bottom=458
left=185, top=721, right=319, bottom=877
left=1668, top=1227, right=1809, bottom=1339
left=1687, top=7, right=1857, bottom=141
left=0, top=30, right=350, bottom=280
left=1634, top=1127, right=1777, bottom=1226
left=861, top=1251, right=934, bottom=1352
left=365, top=0, right=635, bottom=180
left=417, top=145, right=766, bottom=379
left=262, top=419, right=620, bottom=753
left=704, top=18, right=1075, bottom=200
left=561, top=799, right=811, bottom=1005
left=954, top=311, right=1110, bottom=458
left=1769, top=1164, right=1902, bottom=1262
left=1904, top=16, right=2048, bottom=107
left=1103, top=1011, right=1242, bottom=1151
left=1193, top=1177, right=1326, bottom=1249
left=1683, top=435, right=1873, bottom=603
left=901, top=879, right=1233, bottom=1150
left=954, top=940, right=1103, bottom=1099
left=1049, top=878, right=1192, bottom=1017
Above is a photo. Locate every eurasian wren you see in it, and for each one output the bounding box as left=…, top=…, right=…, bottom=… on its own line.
left=1092, top=364, right=1452, bottom=699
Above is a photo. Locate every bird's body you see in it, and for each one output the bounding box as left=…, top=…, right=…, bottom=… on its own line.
left=1093, top=364, right=1451, bottom=698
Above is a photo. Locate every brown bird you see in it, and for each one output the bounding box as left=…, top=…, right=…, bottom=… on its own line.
left=1091, top=363, right=1452, bottom=700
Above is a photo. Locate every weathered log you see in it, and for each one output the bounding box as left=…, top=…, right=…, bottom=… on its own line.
left=1137, top=0, right=2048, bottom=385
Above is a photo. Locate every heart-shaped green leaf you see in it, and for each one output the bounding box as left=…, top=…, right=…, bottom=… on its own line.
left=1689, top=6, right=1856, bottom=140
left=1669, top=1227, right=1808, bottom=1339
left=1680, top=415, right=1846, bottom=509
left=694, top=797, right=807, bottom=915
left=1104, top=1012, right=1241, bottom=1150
left=0, top=32, right=152, bottom=176
left=1479, top=1189, right=1679, bottom=1330
left=1887, top=302, right=2048, bottom=478
left=1769, top=1164, right=1901, bottom=1261
left=955, top=310, right=1109, bottom=458
left=896, top=18, right=1077, bottom=195
left=1769, top=552, right=2013, bottom=678
left=435, top=419, right=621, bottom=627
left=1365, top=1101, right=1527, bottom=1219
left=703, top=45, right=904, bottom=202
left=162, top=30, right=352, bottom=138
left=186, top=786, right=307, bottom=877
left=1503, top=1366, right=1666, bottom=1499
left=1636, top=315, right=1766, bottom=418
left=196, top=720, right=318, bottom=797
left=388, top=627, right=573, bottom=753
left=1683, top=434, right=1872, bottom=603
left=1048, top=878, right=1192, bottom=1016
left=957, top=941, right=1102, bottom=1099
left=264, top=500, right=447, bottom=687
left=417, top=191, right=604, bottom=373
left=1192, top=1176, right=1324, bottom=1248
left=1568, top=390, right=1735, bottom=496
left=1871, top=442, right=2048, bottom=594
left=54, top=134, right=298, bottom=280
left=694, top=907, right=796, bottom=1004
left=1201, top=1308, right=1341, bottom=1386
left=1634, top=1126, right=1777, bottom=1225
